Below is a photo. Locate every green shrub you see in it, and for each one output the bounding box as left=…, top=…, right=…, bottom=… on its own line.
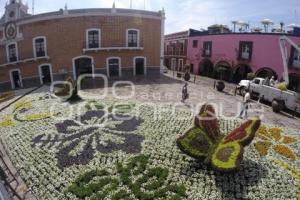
left=247, top=72, right=256, bottom=80
left=276, top=83, right=288, bottom=91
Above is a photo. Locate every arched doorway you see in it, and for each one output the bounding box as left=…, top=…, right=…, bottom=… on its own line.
left=164, top=59, right=170, bottom=69
left=134, top=57, right=146, bottom=75
left=199, top=59, right=214, bottom=77
left=214, top=61, right=232, bottom=81
left=256, top=68, right=278, bottom=80
left=9, top=69, right=23, bottom=89
left=232, top=64, right=252, bottom=83
left=39, top=64, right=53, bottom=85
left=107, top=57, right=121, bottom=77
left=73, top=56, right=94, bottom=79
left=288, top=73, right=300, bottom=92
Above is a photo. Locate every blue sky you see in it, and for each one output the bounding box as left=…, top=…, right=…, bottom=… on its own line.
left=0, top=0, right=299, bottom=33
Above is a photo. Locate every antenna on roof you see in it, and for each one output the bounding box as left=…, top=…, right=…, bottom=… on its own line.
left=130, top=0, right=132, bottom=9
left=32, top=0, right=34, bottom=15
left=144, top=0, right=146, bottom=10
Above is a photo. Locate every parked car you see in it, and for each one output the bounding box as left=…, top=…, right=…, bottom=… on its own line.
left=237, top=79, right=251, bottom=95
left=244, top=78, right=300, bottom=114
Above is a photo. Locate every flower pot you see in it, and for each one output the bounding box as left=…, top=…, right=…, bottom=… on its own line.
left=184, top=72, right=191, bottom=81
left=216, top=81, right=225, bottom=92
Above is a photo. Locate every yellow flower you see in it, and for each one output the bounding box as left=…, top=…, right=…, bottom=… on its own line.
left=273, top=144, right=296, bottom=161
left=14, top=99, right=32, bottom=111
left=24, top=113, right=52, bottom=121
left=0, top=116, right=15, bottom=127
left=255, top=126, right=297, bottom=161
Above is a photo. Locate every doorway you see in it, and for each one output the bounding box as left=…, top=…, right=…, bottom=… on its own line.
left=73, top=57, right=93, bottom=79
left=232, top=64, right=252, bottom=83
left=10, top=69, right=22, bottom=89
left=39, top=65, right=52, bottom=84
left=135, top=57, right=145, bottom=75
left=107, top=58, right=120, bottom=77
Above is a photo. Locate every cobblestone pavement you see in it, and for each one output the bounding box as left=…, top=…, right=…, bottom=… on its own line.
left=85, top=72, right=300, bottom=130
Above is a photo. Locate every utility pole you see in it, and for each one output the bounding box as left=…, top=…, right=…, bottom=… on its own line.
left=130, top=0, right=132, bottom=9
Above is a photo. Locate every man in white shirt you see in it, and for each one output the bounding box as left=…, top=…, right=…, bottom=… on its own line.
left=238, top=89, right=250, bottom=119
left=270, top=76, right=275, bottom=86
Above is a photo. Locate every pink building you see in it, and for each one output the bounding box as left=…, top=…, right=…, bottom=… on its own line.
left=187, top=33, right=300, bottom=91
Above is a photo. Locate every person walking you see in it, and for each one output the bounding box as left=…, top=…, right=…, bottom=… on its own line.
left=182, top=82, right=189, bottom=103
left=238, top=89, right=250, bottom=119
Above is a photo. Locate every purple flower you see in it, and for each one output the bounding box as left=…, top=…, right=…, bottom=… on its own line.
left=33, top=110, right=144, bottom=168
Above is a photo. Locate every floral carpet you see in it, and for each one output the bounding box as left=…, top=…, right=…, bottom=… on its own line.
left=0, top=92, right=299, bottom=199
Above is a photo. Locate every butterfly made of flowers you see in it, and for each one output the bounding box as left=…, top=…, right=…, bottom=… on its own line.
left=177, top=104, right=261, bottom=172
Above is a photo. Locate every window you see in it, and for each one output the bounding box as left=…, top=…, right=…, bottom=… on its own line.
left=203, top=41, right=212, bottom=57
left=193, top=40, right=198, bottom=48
left=178, top=59, right=184, bottom=71
left=86, top=29, right=100, bottom=49
left=239, top=41, right=253, bottom=60
left=253, top=79, right=260, bottom=84
left=170, top=45, right=174, bottom=55
left=171, top=58, right=176, bottom=70
left=293, top=49, right=300, bottom=68
left=178, top=41, right=184, bottom=55
left=34, top=37, right=46, bottom=57
left=7, top=43, right=17, bottom=62
left=127, top=29, right=139, bottom=47
left=190, top=64, right=194, bottom=73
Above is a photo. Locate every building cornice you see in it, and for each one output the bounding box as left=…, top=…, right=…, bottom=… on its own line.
left=0, top=8, right=163, bottom=28
left=189, top=32, right=300, bottom=38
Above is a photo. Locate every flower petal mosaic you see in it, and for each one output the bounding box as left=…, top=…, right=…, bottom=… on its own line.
left=0, top=93, right=299, bottom=199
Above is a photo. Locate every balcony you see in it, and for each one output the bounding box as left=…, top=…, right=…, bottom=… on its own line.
left=164, top=51, right=186, bottom=57
left=83, top=46, right=144, bottom=53
left=0, top=56, right=50, bottom=67
left=9, top=56, right=17, bottom=63
left=202, top=50, right=211, bottom=57
left=36, top=51, right=46, bottom=58
left=241, top=52, right=250, bottom=60
left=83, top=41, right=144, bottom=53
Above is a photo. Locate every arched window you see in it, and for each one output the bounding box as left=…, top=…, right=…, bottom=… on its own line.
left=86, top=29, right=101, bottom=49
left=6, top=42, right=18, bottom=62
left=33, top=36, right=47, bottom=58
left=127, top=29, right=139, bottom=47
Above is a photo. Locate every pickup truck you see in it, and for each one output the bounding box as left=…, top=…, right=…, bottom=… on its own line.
left=238, top=78, right=300, bottom=114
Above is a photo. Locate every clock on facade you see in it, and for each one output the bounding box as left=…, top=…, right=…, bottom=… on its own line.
left=5, top=22, right=17, bottom=40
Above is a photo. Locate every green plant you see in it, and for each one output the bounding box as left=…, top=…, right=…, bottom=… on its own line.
left=247, top=72, right=256, bottom=80
left=54, top=77, right=80, bottom=101
left=66, top=155, right=186, bottom=199
left=184, top=64, right=190, bottom=72
left=276, top=83, right=288, bottom=91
